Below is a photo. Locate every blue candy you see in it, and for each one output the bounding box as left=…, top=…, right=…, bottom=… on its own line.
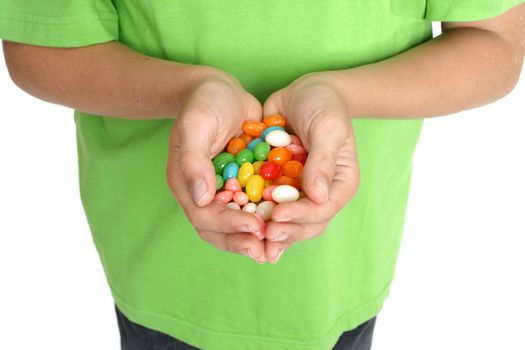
left=247, top=138, right=263, bottom=150
left=222, top=162, right=240, bottom=180
left=261, top=126, right=285, bottom=141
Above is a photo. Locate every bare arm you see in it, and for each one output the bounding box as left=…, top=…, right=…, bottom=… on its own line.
left=2, top=40, right=221, bottom=119
left=323, top=3, right=525, bottom=118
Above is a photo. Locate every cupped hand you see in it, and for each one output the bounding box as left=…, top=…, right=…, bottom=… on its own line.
left=167, top=71, right=267, bottom=263
left=262, top=72, right=361, bottom=263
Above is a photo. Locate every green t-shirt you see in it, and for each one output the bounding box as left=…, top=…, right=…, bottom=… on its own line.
left=1, top=1, right=522, bottom=349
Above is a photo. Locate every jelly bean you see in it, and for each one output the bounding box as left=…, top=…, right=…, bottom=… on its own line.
left=237, top=162, right=254, bottom=187
left=242, top=121, right=267, bottom=137
left=256, top=201, right=276, bottom=221
left=242, top=202, right=257, bottom=213
left=246, top=175, right=264, bottom=202
left=252, top=160, right=264, bottom=175
left=253, top=142, right=271, bottom=161
left=263, top=114, right=286, bottom=128
left=267, top=147, right=292, bottom=166
left=236, top=149, right=254, bottom=165
left=247, top=138, right=263, bottom=150
left=215, top=190, right=233, bottom=204
left=261, top=126, right=285, bottom=141
left=289, top=134, right=303, bottom=146
left=282, top=160, right=304, bottom=178
left=272, top=185, right=300, bottom=203
left=262, top=185, right=276, bottom=201
left=286, top=144, right=306, bottom=156
left=293, top=152, right=307, bottom=164
left=212, top=152, right=235, bottom=174
left=227, top=202, right=241, bottom=210
left=239, top=132, right=253, bottom=145
left=264, top=179, right=272, bottom=188
left=259, top=161, right=281, bottom=180
left=266, top=130, right=292, bottom=147
left=225, top=178, right=241, bottom=192
left=273, top=175, right=301, bottom=190
left=215, top=174, right=224, bottom=191
left=223, top=162, right=240, bottom=180
left=227, top=138, right=246, bottom=155
left=233, top=191, right=249, bottom=206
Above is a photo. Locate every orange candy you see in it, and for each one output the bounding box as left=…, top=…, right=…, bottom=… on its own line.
left=263, top=114, right=286, bottom=128
left=281, top=160, right=304, bottom=178
left=267, top=147, right=292, bottom=166
left=242, top=121, right=267, bottom=137
left=273, top=175, right=301, bottom=190
left=227, top=138, right=246, bottom=155
left=239, top=132, right=253, bottom=145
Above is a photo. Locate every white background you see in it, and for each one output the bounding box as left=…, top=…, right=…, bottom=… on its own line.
left=1, top=30, right=524, bottom=350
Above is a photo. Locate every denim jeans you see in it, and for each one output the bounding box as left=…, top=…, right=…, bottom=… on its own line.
left=115, top=305, right=376, bottom=350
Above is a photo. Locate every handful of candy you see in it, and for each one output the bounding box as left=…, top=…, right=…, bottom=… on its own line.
left=212, top=114, right=308, bottom=221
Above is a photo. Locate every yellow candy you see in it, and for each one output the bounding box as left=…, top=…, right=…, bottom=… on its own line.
left=246, top=175, right=264, bottom=202
left=252, top=160, right=265, bottom=175
left=237, top=162, right=254, bottom=187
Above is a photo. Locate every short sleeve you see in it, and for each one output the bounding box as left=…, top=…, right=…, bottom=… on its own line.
left=392, top=0, right=525, bottom=22
left=0, top=0, right=118, bottom=47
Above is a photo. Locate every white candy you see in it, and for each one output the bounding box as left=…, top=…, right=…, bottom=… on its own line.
left=256, top=201, right=276, bottom=221
left=265, top=130, right=291, bottom=147
left=242, top=202, right=257, bottom=213
left=227, top=202, right=241, bottom=210
left=271, top=185, right=300, bottom=203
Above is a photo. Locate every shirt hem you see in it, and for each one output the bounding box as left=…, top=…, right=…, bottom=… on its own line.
left=110, top=282, right=391, bottom=350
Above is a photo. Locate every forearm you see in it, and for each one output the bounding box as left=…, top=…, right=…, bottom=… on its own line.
left=2, top=40, right=219, bottom=120
left=327, top=22, right=524, bottom=119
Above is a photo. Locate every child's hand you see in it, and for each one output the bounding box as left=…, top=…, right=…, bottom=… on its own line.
left=262, top=73, right=360, bottom=262
left=167, top=72, right=267, bottom=263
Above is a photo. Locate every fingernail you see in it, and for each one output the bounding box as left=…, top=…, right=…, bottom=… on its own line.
left=315, top=176, right=329, bottom=202
left=271, top=232, right=288, bottom=242
left=269, top=249, right=285, bottom=264
left=192, top=180, right=209, bottom=206
left=248, top=250, right=265, bottom=264
left=254, top=230, right=264, bottom=240
left=239, top=225, right=257, bottom=233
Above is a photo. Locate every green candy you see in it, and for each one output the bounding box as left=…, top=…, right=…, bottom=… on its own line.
left=236, top=149, right=254, bottom=166
left=212, top=152, right=235, bottom=174
left=253, top=142, right=270, bottom=161
left=215, top=174, right=224, bottom=191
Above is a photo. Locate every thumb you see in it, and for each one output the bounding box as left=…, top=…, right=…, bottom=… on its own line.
left=171, top=116, right=217, bottom=208
left=262, top=88, right=286, bottom=119
left=302, top=123, right=346, bottom=205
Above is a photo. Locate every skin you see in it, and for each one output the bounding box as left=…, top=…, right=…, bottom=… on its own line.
left=3, top=4, right=524, bottom=264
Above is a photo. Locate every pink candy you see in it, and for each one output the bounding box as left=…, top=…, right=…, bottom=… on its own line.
left=262, top=185, right=276, bottom=201
left=225, top=178, right=241, bottom=192
left=214, top=190, right=233, bottom=204
left=233, top=192, right=249, bottom=206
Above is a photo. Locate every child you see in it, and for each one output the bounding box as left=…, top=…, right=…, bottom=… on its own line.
left=1, top=1, right=524, bottom=349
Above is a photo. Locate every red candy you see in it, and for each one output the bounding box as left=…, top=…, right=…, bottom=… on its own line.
left=259, top=161, right=281, bottom=180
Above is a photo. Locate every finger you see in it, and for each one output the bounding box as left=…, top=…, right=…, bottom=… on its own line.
left=271, top=140, right=359, bottom=224
left=245, top=93, right=264, bottom=122
left=198, top=230, right=266, bottom=263
left=170, top=111, right=217, bottom=207
left=262, top=88, right=286, bottom=118
left=301, top=114, right=348, bottom=204
left=190, top=203, right=265, bottom=238
left=265, top=221, right=328, bottom=243
left=168, top=150, right=264, bottom=237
